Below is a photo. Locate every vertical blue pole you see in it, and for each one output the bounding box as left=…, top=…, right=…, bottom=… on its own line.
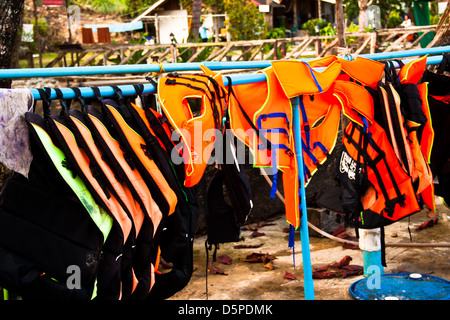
left=359, top=228, right=384, bottom=277
left=291, top=96, right=314, bottom=300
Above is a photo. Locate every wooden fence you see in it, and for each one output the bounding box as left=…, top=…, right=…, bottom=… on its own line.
left=42, top=25, right=437, bottom=68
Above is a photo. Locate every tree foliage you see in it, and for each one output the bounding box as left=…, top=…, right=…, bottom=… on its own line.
left=123, top=0, right=159, bottom=17
left=76, top=0, right=127, bottom=15
left=224, top=0, right=266, bottom=40
left=342, top=0, right=414, bottom=29
left=0, top=0, right=24, bottom=88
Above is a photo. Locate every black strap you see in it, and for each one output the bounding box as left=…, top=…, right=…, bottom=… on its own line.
left=437, top=54, right=450, bottom=74
left=201, top=178, right=210, bottom=300
left=132, top=84, right=144, bottom=104
left=225, top=76, right=273, bottom=152
left=112, top=86, right=133, bottom=124
left=71, top=87, right=87, bottom=111
left=37, top=87, right=52, bottom=119
left=380, top=226, right=386, bottom=267
left=54, top=88, right=71, bottom=113
left=169, top=72, right=228, bottom=118
left=145, top=76, right=158, bottom=89
left=91, top=86, right=103, bottom=102
left=344, top=123, right=406, bottom=217
left=385, top=60, right=402, bottom=88
left=164, top=76, right=222, bottom=130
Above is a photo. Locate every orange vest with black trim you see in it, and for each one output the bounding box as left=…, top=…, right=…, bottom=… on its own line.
left=157, top=66, right=227, bottom=188
left=84, top=105, right=164, bottom=296
left=101, top=99, right=177, bottom=217
left=397, top=56, right=435, bottom=211
left=337, top=80, right=421, bottom=223
left=342, top=118, right=421, bottom=223
left=47, top=114, right=133, bottom=300
left=65, top=109, right=147, bottom=298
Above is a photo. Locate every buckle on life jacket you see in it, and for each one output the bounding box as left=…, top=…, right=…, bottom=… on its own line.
left=257, top=113, right=290, bottom=128
left=385, top=194, right=406, bottom=217
left=140, top=143, right=153, bottom=159
left=165, top=79, right=177, bottom=85
left=285, top=149, right=294, bottom=158
left=303, top=121, right=310, bottom=132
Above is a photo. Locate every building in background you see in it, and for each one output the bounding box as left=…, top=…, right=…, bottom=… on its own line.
left=253, top=0, right=336, bottom=34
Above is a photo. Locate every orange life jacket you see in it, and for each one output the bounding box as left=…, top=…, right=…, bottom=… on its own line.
left=398, top=56, right=435, bottom=211
left=228, top=60, right=343, bottom=228
left=385, top=57, right=435, bottom=211
left=65, top=109, right=146, bottom=298
left=85, top=105, right=163, bottom=238
left=157, top=66, right=227, bottom=187
left=308, top=55, right=386, bottom=90
left=337, top=76, right=420, bottom=224
left=342, top=115, right=421, bottom=224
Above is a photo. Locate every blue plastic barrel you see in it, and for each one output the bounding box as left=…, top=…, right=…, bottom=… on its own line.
left=350, top=273, right=450, bottom=300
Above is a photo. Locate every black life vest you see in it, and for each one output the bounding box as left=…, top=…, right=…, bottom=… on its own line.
left=422, top=57, right=450, bottom=206
left=47, top=112, right=133, bottom=300
left=0, top=109, right=106, bottom=299
left=205, top=120, right=253, bottom=247
left=123, top=94, right=201, bottom=300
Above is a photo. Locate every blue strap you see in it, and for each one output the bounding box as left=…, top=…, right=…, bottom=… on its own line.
left=258, top=142, right=290, bottom=151
left=305, top=62, right=323, bottom=93
left=288, top=224, right=296, bottom=269
left=299, top=96, right=330, bottom=164
left=299, top=97, right=312, bottom=153
left=270, top=150, right=278, bottom=199
left=302, top=138, right=318, bottom=164
left=361, top=116, right=369, bottom=133
left=313, top=141, right=328, bottom=155
left=257, top=112, right=290, bottom=129
left=361, top=115, right=374, bottom=147
left=259, top=128, right=289, bottom=135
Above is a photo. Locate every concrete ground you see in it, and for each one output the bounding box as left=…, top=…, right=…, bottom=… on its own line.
left=167, top=198, right=450, bottom=300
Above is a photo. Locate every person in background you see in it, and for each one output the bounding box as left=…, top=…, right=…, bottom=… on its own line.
left=199, top=18, right=212, bottom=42
left=400, top=14, right=412, bottom=28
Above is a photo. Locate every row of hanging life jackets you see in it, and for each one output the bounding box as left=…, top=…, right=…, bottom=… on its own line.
left=0, top=64, right=255, bottom=300
left=0, top=79, right=209, bottom=299
left=0, top=54, right=446, bottom=299
left=227, top=54, right=438, bottom=230
left=158, top=55, right=441, bottom=255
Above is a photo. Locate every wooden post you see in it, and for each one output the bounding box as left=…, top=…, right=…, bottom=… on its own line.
left=293, top=0, right=298, bottom=30
left=370, top=31, right=377, bottom=54
left=335, top=0, right=346, bottom=47
left=274, top=40, right=278, bottom=60
left=155, top=14, right=160, bottom=44
left=315, top=36, right=322, bottom=56
left=32, top=0, right=43, bottom=68
left=317, top=0, right=322, bottom=19
left=170, top=44, right=176, bottom=63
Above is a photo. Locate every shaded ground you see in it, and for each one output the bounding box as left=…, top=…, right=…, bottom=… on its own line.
left=167, top=198, right=450, bottom=300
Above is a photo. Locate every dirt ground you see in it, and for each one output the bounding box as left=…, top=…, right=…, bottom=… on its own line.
left=167, top=198, right=450, bottom=301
